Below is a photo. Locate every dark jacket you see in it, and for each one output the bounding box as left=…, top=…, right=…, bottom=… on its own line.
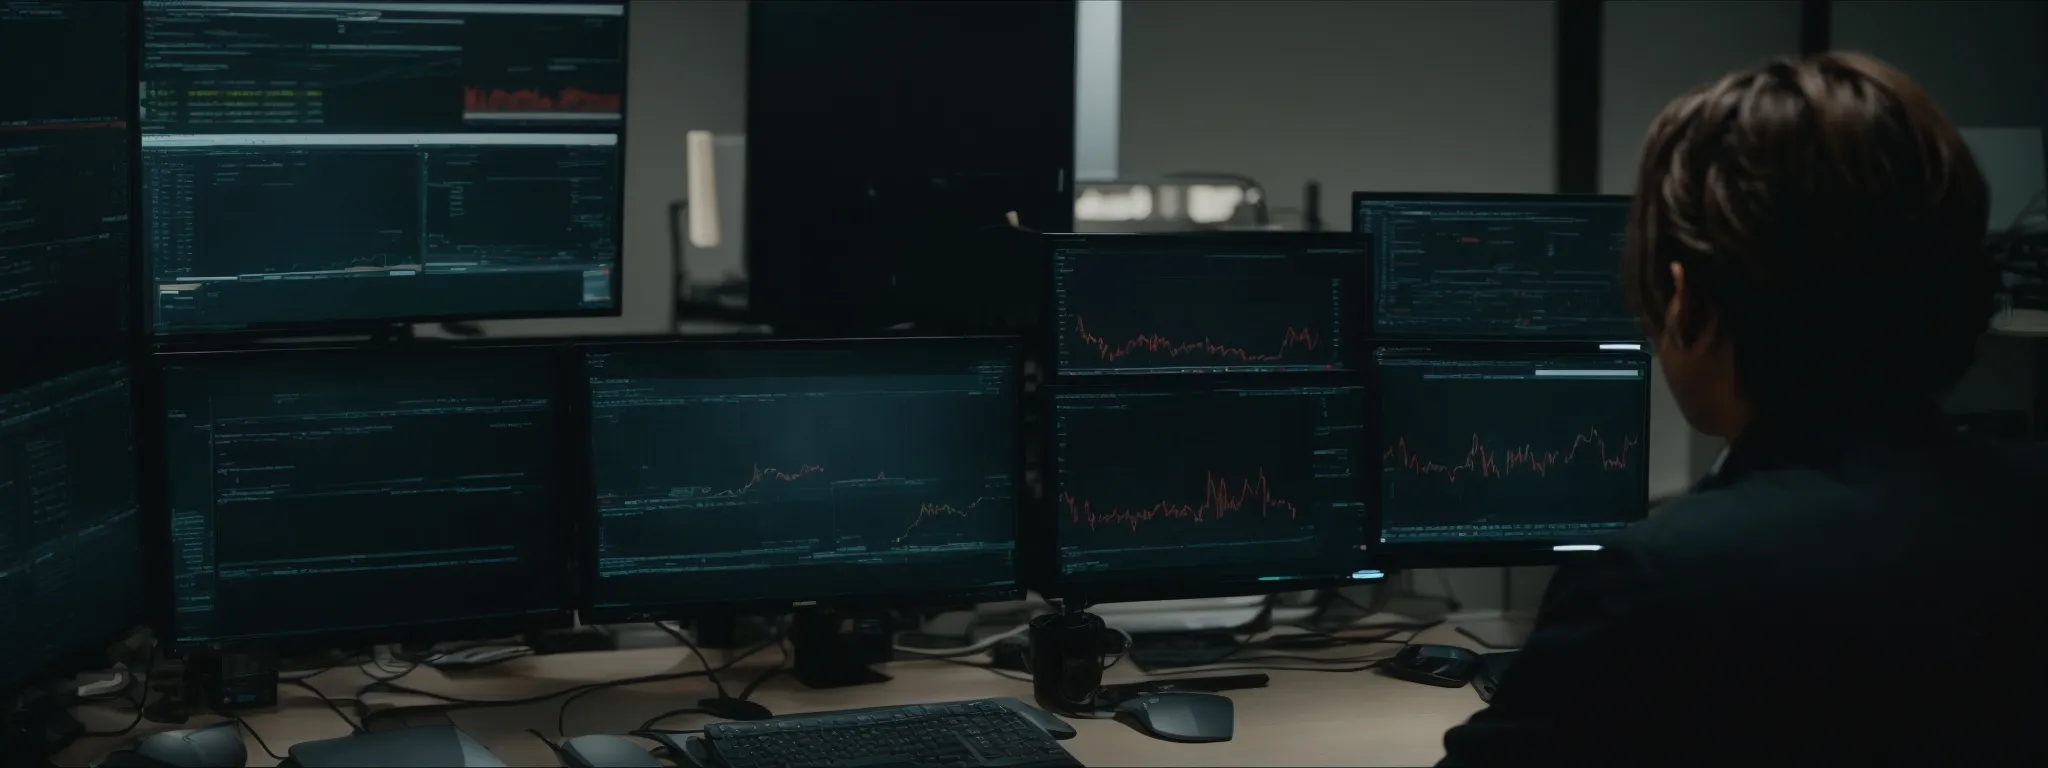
left=1439, top=411, right=2044, bottom=765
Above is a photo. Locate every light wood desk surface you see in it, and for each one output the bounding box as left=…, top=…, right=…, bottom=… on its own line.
left=59, top=622, right=1487, bottom=767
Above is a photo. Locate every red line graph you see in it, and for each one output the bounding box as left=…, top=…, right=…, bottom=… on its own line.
left=1073, top=316, right=1319, bottom=364
left=1382, top=428, right=1637, bottom=483
left=1062, top=469, right=1298, bottom=532
left=463, top=86, right=621, bottom=114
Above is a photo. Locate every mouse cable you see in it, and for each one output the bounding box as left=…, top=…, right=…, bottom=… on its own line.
left=658, top=622, right=732, bottom=700
left=526, top=728, right=560, bottom=753
left=75, top=642, right=158, bottom=740
left=555, top=633, right=778, bottom=738
left=889, top=621, right=1032, bottom=659
left=737, top=629, right=792, bottom=701
left=639, top=706, right=715, bottom=733
left=292, top=679, right=362, bottom=733
left=234, top=717, right=288, bottom=761
left=931, top=656, right=1034, bottom=683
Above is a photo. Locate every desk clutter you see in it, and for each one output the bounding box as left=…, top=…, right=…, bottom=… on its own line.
left=4, top=2, right=1656, bottom=766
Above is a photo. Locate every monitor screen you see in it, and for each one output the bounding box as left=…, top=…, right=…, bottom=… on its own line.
left=1, top=0, right=133, bottom=393
left=1048, top=234, right=1365, bottom=377
left=1355, top=193, right=1639, bottom=340
left=1048, top=384, right=1370, bottom=595
left=583, top=338, right=1020, bottom=617
left=0, top=363, right=142, bottom=689
left=158, top=347, right=570, bottom=645
left=139, top=0, right=627, bottom=333
left=1374, top=344, right=1650, bottom=557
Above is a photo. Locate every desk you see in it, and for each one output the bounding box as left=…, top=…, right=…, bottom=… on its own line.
left=56, top=622, right=1486, bottom=767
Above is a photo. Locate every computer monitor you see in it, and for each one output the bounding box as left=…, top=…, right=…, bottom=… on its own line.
left=1040, top=381, right=1374, bottom=602
left=1370, top=342, right=1652, bottom=568
left=1, top=0, right=133, bottom=393
left=154, top=344, right=573, bottom=647
left=1046, top=233, right=1368, bottom=377
left=1354, top=192, right=1639, bottom=340
left=138, top=0, right=628, bottom=334
left=580, top=336, right=1022, bottom=621
left=0, top=363, right=144, bottom=690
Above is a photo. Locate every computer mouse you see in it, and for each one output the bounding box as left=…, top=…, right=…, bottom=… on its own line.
left=1383, top=643, right=1481, bottom=688
left=558, top=734, right=663, bottom=768
left=1112, top=691, right=1234, bottom=743
left=134, top=725, right=248, bottom=767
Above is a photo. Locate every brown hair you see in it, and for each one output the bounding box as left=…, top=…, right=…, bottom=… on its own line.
left=1622, top=52, right=1996, bottom=411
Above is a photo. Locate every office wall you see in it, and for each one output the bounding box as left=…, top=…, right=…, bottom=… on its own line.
left=1600, top=1, right=1804, bottom=493
left=1118, top=0, right=1558, bottom=229
left=449, top=0, right=750, bottom=339
left=1835, top=0, right=2046, bottom=423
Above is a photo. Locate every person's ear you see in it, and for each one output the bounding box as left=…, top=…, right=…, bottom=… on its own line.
left=1662, top=261, right=1688, bottom=347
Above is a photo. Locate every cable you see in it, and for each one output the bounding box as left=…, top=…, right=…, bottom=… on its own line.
left=78, top=649, right=157, bottom=738
left=890, top=622, right=1030, bottom=659
left=638, top=707, right=714, bottom=733
left=554, top=633, right=777, bottom=737
left=658, top=622, right=732, bottom=699
left=293, top=679, right=362, bottom=733
left=234, top=718, right=287, bottom=761
left=524, top=733, right=557, bottom=757
left=933, top=656, right=1033, bottom=683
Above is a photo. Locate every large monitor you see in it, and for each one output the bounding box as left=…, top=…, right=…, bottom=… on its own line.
left=0, top=363, right=144, bottom=690
left=580, top=336, right=1022, bottom=621
left=1354, top=192, right=1638, bottom=340
left=155, top=345, right=573, bottom=647
left=139, top=0, right=628, bottom=334
left=1371, top=342, right=1652, bottom=568
left=1041, top=382, right=1373, bottom=602
left=1046, top=233, right=1367, bottom=377
left=1, top=0, right=133, bottom=393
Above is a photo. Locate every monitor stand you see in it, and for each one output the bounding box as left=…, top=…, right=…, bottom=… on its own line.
left=790, top=608, right=893, bottom=689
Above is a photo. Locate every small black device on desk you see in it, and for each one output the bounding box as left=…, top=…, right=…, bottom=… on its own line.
left=1383, top=644, right=1482, bottom=688
left=660, top=698, right=1080, bottom=768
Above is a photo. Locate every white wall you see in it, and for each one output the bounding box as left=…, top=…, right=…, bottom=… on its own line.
left=1119, top=0, right=1559, bottom=228
left=1835, top=0, right=2045, bottom=423
left=445, top=0, right=750, bottom=340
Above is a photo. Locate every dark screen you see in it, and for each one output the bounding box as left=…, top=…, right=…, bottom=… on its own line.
left=1375, top=346, right=1650, bottom=545
left=139, top=0, right=626, bottom=332
left=585, top=341, right=1019, bottom=614
left=1051, top=385, right=1368, bottom=587
left=0, top=0, right=132, bottom=393
left=159, top=349, right=567, bottom=644
left=1357, top=195, right=1639, bottom=339
left=1049, top=236, right=1364, bottom=377
left=0, top=364, right=142, bottom=689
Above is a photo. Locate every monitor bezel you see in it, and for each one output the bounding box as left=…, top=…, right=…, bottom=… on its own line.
left=1039, top=231, right=1373, bottom=380
left=135, top=1, right=632, bottom=339
left=571, top=334, right=1029, bottom=625
left=0, top=2, right=149, bottom=694
left=142, top=339, right=581, bottom=653
left=1350, top=191, right=1641, bottom=342
left=1362, top=339, right=1656, bottom=569
left=1030, top=374, right=1378, bottom=605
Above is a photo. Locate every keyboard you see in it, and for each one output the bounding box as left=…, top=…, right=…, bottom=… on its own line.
left=692, top=699, right=1082, bottom=768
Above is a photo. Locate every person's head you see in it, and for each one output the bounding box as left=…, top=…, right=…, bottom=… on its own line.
left=1623, top=52, right=1996, bottom=439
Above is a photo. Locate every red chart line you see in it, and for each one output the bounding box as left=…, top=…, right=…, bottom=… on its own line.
left=1382, top=428, right=1638, bottom=483
left=1062, top=469, right=1298, bottom=532
left=1073, top=316, right=1318, bottom=364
